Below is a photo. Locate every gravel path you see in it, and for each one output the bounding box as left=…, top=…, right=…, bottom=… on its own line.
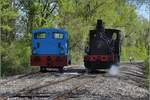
left=0, top=62, right=149, bottom=100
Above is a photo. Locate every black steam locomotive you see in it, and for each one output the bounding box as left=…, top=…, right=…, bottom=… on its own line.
left=84, top=20, right=121, bottom=70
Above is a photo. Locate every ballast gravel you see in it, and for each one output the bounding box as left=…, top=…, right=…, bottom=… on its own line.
left=0, top=62, right=149, bottom=100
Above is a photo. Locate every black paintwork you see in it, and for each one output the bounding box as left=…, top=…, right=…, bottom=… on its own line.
left=84, top=19, right=121, bottom=69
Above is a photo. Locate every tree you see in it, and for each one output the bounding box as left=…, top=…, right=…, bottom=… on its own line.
left=0, top=0, right=17, bottom=43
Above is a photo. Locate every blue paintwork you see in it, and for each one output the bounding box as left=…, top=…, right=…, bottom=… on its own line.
left=32, top=28, right=68, bottom=55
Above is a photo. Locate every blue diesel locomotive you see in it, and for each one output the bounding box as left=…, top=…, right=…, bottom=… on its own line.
left=31, top=28, right=70, bottom=72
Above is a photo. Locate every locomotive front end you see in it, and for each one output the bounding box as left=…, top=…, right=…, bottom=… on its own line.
left=31, top=28, right=70, bottom=72
left=84, top=20, right=121, bottom=70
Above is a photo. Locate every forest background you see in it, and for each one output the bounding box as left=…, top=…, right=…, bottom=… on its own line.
left=0, top=0, right=149, bottom=86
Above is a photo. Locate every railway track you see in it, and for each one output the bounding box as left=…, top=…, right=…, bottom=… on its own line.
left=0, top=64, right=97, bottom=86
left=4, top=74, right=82, bottom=98
left=52, top=78, right=93, bottom=100
left=0, top=71, right=40, bottom=85
left=6, top=73, right=98, bottom=100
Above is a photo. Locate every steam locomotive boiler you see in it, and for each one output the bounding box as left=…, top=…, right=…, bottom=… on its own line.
left=84, top=20, right=121, bottom=70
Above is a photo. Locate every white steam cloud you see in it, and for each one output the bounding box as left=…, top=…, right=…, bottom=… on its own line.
left=108, top=65, right=119, bottom=76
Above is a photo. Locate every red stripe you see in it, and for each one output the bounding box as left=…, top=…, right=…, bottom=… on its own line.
left=31, top=55, right=68, bottom=67
left=84, top=55, right=115, bottom=62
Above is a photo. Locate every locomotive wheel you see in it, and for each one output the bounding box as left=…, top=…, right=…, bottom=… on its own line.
left=85, top=68, right=89, bottom=73
left=86, top=68, right=97, bottom=73
left=85, top=62, right=95, bottom=73
left=85, top=68, right=92, bottom=73
left=40, top=66, right=47, bottom=72
left=84, top=61, right=91, bottom=69
left=114, top=56, right=119, bottom=65
left=58, top=68, right=64, bottom=73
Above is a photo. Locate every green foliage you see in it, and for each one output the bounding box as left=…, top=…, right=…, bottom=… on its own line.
left=0, top=0, right=17, bottom=43
left=1, top=40, right=31, bottom=76
left=121, top=47, right=147, bottom=61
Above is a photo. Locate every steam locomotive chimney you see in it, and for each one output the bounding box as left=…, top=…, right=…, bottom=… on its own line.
left=96, top=20, right=105, bottom=33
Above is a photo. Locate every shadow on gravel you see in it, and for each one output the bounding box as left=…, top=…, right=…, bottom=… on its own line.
left=64, top=68, right=85, bottom=73
left=88, top=70, right=107, bottom=74
left=40, top=68, right=107, bottom=75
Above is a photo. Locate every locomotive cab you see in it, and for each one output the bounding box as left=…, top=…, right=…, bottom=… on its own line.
left=31, top=28, right=70, bottom=72
left=105, top=29, right=121, bottom=63
left=84, top=20, right=121, bottom=70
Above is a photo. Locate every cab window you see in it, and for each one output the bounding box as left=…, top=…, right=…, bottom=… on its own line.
left=53, top=32, right=64, bottom=39
left=34, top=32, right=46, bottom=39
left=112, top=33, right=117, bottom=40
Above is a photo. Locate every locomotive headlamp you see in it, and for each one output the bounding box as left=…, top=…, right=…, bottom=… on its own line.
left=32, top=49, right=36, bottom=54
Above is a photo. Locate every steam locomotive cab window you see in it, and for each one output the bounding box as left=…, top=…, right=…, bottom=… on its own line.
left=34, top=32, right=46, bottom=39
left=93, top=33, right=97, bottom=37
left=112, top=33, right=117, bottom=40
left=53, top=32, right=64, bottom=39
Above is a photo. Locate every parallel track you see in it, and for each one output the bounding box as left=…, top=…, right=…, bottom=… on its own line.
left=0, top=71, right=40, bottom=85
left=52, top=81, right=87, bottom=100
left=7, top=74, right=83, bottom=98
left=7, top=74, right=98, bottom=99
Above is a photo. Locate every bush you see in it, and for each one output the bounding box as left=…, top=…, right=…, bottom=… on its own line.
left=121, top=46, right=147, bottom=61
left=70, top=49, right=83, bottom=64
left=1, top=39, right=32, bottom=76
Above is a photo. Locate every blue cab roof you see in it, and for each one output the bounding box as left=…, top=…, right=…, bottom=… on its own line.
left=32, top=28, right=67, bottom=34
